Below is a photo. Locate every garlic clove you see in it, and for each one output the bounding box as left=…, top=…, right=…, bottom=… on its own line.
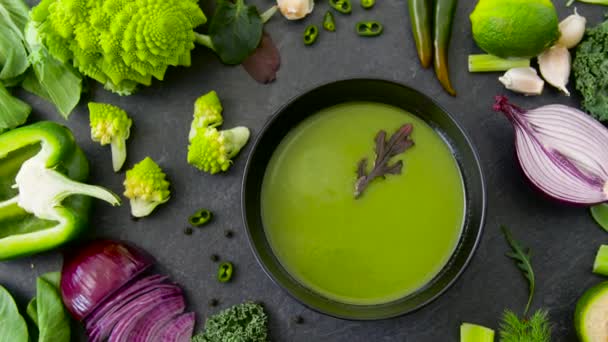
left=538, top=45, right=571, bottom=96
left=498, top=67, right=545, bottom=96
left=557, top=8, right=587, bottom=49
left=277, top=0, right=314, bottom=20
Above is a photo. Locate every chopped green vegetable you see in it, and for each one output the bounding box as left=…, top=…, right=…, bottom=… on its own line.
left=356, top=21, right=383, bottom=37
left=0, top=285, right=28, bottom=342
left=189, top=209, right=213, bottom=227
left=88, top=102, right=132, bottom=172
left=27, top=272, right=70, bottom=342
left=499, top=309, right=551, bottom=342
left=501, top=225, right=535, bottom=316
left=329, top=0, right=352, bottom=14
left=123, top=157, right=170, bottom=218
left=304, top=25, right=319, bottom=45
left=187, top=91, right=250, bottom=174
left=460, top=323, right=495, bottom=342
left=468, top=54, right=530, bottom=72
left=192, top=302, right=269, bottom=342
left=323, top=11, right=336, bottom=32
left=360, top=0, right=375, bottom=9
left=217, top=261, right=234, bottom=282
left=574, top=20, right=608, bottom=121
left=594, top=245, right=608, bottom=276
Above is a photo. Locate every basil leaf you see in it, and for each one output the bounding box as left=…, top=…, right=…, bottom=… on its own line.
left=36, top=277, right=70, bottom=342
left=0, top=83, right=30, bottom=133
left=0, top=285, right=28, bottom=342
left=26, top=298, right=38, bottom=326
left=209, top=0, right=263, bottom=65
left=0, top=0, right=30, bottom=81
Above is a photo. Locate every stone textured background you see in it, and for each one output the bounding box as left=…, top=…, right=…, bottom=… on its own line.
left=2, top=1, right=604, bottom=341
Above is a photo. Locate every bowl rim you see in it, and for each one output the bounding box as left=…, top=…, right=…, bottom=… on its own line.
left=241, top=77, right=487, bottom=321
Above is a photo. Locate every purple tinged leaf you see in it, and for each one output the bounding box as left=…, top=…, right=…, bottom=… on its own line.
left=242, top=32, right=280, bottom=83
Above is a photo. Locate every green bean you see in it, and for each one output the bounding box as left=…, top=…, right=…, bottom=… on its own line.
left=360, top=0, right=375, bottom=9
left=329, top=0, right=352, bottom=14
left=323, top=11, right=336, bottom=32
left=356, top=21, right=383, bottom=37
left=188, top=209, right=212, bottom=227
left=304, top=25, right=319, bottom=45
left=217, top=261, right=234, bottom=282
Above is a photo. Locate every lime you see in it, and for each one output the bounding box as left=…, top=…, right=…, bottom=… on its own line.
left=575, top=281, right=608, bottom=341
left=470, top=0, right=559, bottom=58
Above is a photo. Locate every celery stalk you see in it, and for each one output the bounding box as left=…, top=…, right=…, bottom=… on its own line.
left=460, top=323, right=495, bottom=342
left=468, top=54, right=530, bottom=72
left=593, top=245, right=608, bottom=276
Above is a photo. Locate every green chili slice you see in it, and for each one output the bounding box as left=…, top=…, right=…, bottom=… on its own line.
left=329, top=0, right=352, bottom=14
left=189, top=209, right=212, bottom=227
left=304, top=25, right=319, bottom=45
left=323, top=11, right=336, bottom=32
left=217, top=261, right=234, bottom=282
left=360, top=0, right=375, bottom=9
left=356, top=21, right=383, bottom=37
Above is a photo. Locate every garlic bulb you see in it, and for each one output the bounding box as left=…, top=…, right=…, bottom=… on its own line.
left=538, top=45, right=571, bottom=96
left=498, top=67, right=545, bottom=96
left=557, top=8, right=587, bottom=49
left=277, top=0, right=314, bottom=20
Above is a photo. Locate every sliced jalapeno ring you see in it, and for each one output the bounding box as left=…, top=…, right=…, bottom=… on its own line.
left=356, top=21, right=383, bottom=37
left=323, top=11, right=336, bottom=32
left=217, top=261, right=234, bottom=282
left=304, top=24, right=319, bottom=45
left=329, top=0, right=352, bottom=14
left=360, top=0, right=375, bottom=9
left=188, top=209, right=213, bottom=227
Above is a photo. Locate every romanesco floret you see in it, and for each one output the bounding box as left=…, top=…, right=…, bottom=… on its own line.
left=123, top=157, right=170, bottom=217
left=187, top=92, right=250, bottom=174
left=191, top=302, right=269, bottom=342
left=89, top=102, right=132, bottom=172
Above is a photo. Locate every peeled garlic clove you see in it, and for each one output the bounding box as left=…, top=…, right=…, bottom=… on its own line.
left=557, top=8, right=587, bottom=49
left=538, top=45, right=571, bottom=96
left=277, top=0, right=314, bottom=20
left=498, top=67, right=544, bottom=96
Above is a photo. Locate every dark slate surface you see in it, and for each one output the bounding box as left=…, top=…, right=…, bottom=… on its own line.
left=2, top=1, right=605, bottom=341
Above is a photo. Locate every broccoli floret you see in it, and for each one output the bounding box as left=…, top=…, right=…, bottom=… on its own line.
left=123, top=157, right=170, bottom=217
left=191, top=302, right=269, bottom=342
left=187, top=92, right=250, bottom=174
left=89, top=102, right=132, bottom=172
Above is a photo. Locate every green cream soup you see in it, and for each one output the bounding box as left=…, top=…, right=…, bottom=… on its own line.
left=261, top=102, right=465, bottom=305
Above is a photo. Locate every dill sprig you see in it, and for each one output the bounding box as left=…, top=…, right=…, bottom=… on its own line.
left=499, top=309, right=551, bottom=342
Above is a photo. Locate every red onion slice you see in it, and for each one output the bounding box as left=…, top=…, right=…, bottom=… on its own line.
left=85, top=275, right=168, bottom=333
left=494, top=96, right=608, bottom=205
left=129, top=295, right=185, bottom=342
left=156, top=312, right=195, bottom=342
left=61, top=240, right=154, bottom=321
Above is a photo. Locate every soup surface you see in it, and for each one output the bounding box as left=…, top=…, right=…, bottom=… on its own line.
left=261, top=102, right=465, bottom=305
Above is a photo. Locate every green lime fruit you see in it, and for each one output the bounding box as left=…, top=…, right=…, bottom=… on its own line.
left=470, top=0, right=560, bottom=58
left=575, top=281, right=608, bottom=341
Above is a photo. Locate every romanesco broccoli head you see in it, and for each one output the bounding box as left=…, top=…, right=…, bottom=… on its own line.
left=31, top=0, right=207, bottom=95
left=123, top=157, right=170, bottom=217
left=191, top=302, right=269, bottom=342
left=188, top=126, right=250, bottom=174
left=189, top=91, right=224, bottom=140
left=89, top=102, right=132, bottom=172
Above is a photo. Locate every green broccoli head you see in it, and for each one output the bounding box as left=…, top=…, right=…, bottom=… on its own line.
left=192, top=302, right=269, bottom=342
left=123, top=157, right=170, bottom=218
left=89, top=102, right=132, bottom=172
left=187, top=92, right=250, bottom=174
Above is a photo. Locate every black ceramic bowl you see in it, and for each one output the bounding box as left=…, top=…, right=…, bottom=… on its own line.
left=242, top=79, right=486, bottom=320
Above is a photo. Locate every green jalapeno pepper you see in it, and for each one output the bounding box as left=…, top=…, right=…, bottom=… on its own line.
left=408, top=0, right=432, bottom=68
left=360, top=0, right=375, bottom=9
left=356, top=21, right=383, bottom=37
left=217, top=261, right=234, bottom=282
left=329, top=0, right=352, bottom=14
left=188, top=209, right=212, bottom=227
left=323, top=11, right=336, bottom=32
left=433, top=0, right=457, bottom=96
left=304, top=25, right=319, bottom=45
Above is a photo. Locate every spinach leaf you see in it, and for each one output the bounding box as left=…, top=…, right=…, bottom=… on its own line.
left=27, top=272, right=70, bottom=342
left=209, top=0, right=263, bottom=65
left=0, top=83, right=30, bottom=133
left=0, top=285, right=28, bottom=342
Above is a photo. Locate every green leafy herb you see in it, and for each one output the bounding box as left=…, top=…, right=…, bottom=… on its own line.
left=501, top=225, right=535, bottom=316
left=590, top=203, right=608, bottom=232
left=499, top=309, right=551, bottom=342
left=26, top=272, right=70, bottom=342
left=0, top=83, right=30, bottom=132
left=0, top=285, right=28, bottom=342
left=192, top=302, right=269, bottom=342
left=354, top=124, right=414, bottom=198
left=206, top=0, right=263, bottom=65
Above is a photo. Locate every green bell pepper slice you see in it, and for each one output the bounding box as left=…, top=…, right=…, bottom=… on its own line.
left=0, top=121, right=120, bottom=260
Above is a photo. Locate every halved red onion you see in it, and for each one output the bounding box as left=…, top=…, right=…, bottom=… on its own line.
left=61, top=240, right=154, bottom=321
left=85, top=275, right=168, bottom=332
left=129, top=295, right=185, bottom=342
left=156, top=312, right=195, bottom=342
left=494, top=96, right=608, bottom=205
